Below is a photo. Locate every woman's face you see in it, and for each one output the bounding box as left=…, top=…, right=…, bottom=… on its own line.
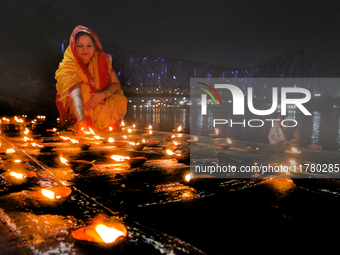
left=75, top=34, right=95, bottom=65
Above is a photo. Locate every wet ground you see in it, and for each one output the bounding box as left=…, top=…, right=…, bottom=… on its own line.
left=0, top=117, right=340, bottom=254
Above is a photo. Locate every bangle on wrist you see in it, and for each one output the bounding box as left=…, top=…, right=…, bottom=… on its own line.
left=107, top=89, right=111, bottom=97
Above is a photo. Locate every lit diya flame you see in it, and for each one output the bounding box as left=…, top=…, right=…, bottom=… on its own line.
left=109, top=127, right=113, bottom=131
left=71, top=221, right=127, bottom=244
left=23, top=136, right=32, bottom=142
left=95, top=224, right=125, bottom=243
left=121, top=121, right=125, bottom=127
left=127, top=128, right=132, bottom=133
left=9, top=171, right=25, bottom=179
left=148, top=125, right=152, bottom=130
left=185, top=173, right=193, bottom=182
left=31, top=143, right=43, bottom=148
left=60, top=136, right=70, bottom=141
left=14, top=116, right=24, bottom=123
left=227, top=138, right=232, bottom=144
left=132, top=124, right=136, bottom=128
left=166, top=149, right=181, bottom=156
left=122, top=135, right=128, bottom=139
left=108, top=137, right=115, bottom=143
left=291, top=147, right=299, bottom=153
left=188, top=136, right=198, bottom=144
left=285, top=147, right=301, bottom=156
left=24, top=128, right=30, bottom=135
left=6, top=149, right=15, bottom=154
left=173, top=141, right=181, bottom=146
left=289, top=160, right=297, bottom=165
left=89, top=127, right=96, bottom=135
left=59, top=155, right=69, bottom=165
left=41, top=189, right=61, bottom=199
left=111, top=155, right=130, bottom=162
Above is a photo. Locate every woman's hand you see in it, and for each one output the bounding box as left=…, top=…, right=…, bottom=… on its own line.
left=84, top=91, right=106, bottom=111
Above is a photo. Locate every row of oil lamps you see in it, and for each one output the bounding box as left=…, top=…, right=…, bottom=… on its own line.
left=0, top=118, right=194, bottom=246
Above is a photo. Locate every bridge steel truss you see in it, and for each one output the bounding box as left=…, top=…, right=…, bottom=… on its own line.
left=103, top=44, right=319, bottom=95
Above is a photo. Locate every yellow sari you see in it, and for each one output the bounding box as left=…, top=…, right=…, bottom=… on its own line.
left=55, top=26, right=127, bottom=131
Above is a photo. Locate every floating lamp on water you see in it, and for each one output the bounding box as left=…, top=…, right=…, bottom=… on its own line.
left=218, top=138, right=233, bottom=149
left=209, top=128, right=219, bottom=138
left=284, top=147, right=301, bottom=157
left=187, top=136, right=198, bottom=145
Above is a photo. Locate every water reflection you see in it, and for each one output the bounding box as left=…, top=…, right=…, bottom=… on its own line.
left=124, top=105, right=340, bottom=151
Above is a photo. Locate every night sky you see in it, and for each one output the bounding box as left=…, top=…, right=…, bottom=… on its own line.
left=1, top=0, right=340, bottom=109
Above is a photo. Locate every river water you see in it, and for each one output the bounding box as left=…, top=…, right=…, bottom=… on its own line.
left=123, top=105, right=340, bottom=151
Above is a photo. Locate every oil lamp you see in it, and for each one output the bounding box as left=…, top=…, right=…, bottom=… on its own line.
left=173, top=125, right=182, bottom=133
left=4, top=170, right=36, bottom=185
left=125, top=157, right=147, bottom=168
left=187, top=136, right=198, bottom=144
left=185, top=173, right=193, bottom=182
left=166, top=149, right=190, bottom=164
left=164, top=135, right=176, bottom=141
left=71, top=220, right=127, bottom=246
left=59, top=154, right=95, bottom=172
left=129, top=142, right=146, bottom=151
left=284, top=147, right=301, bottom=157
left=110, top=155, right=130, bottom=162
left=218, top=138, right=233, bottom=149
left=246, top=146, right=259, bottom=153
left=209, top=128, right=219, bottom=138
left=31, top=186, right=72, bottom=206
left=113, top=141, right=128, bottom=148
left=144, top=140, right=160, bottom=147
left=142, top=130, right=153, bottom=138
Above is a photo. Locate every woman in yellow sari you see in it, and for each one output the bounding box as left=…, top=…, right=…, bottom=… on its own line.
left=55, top=25, right=127, bottom=135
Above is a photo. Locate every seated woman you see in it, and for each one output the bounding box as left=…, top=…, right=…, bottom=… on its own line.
left=55, top=25, right=127, bottom=135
